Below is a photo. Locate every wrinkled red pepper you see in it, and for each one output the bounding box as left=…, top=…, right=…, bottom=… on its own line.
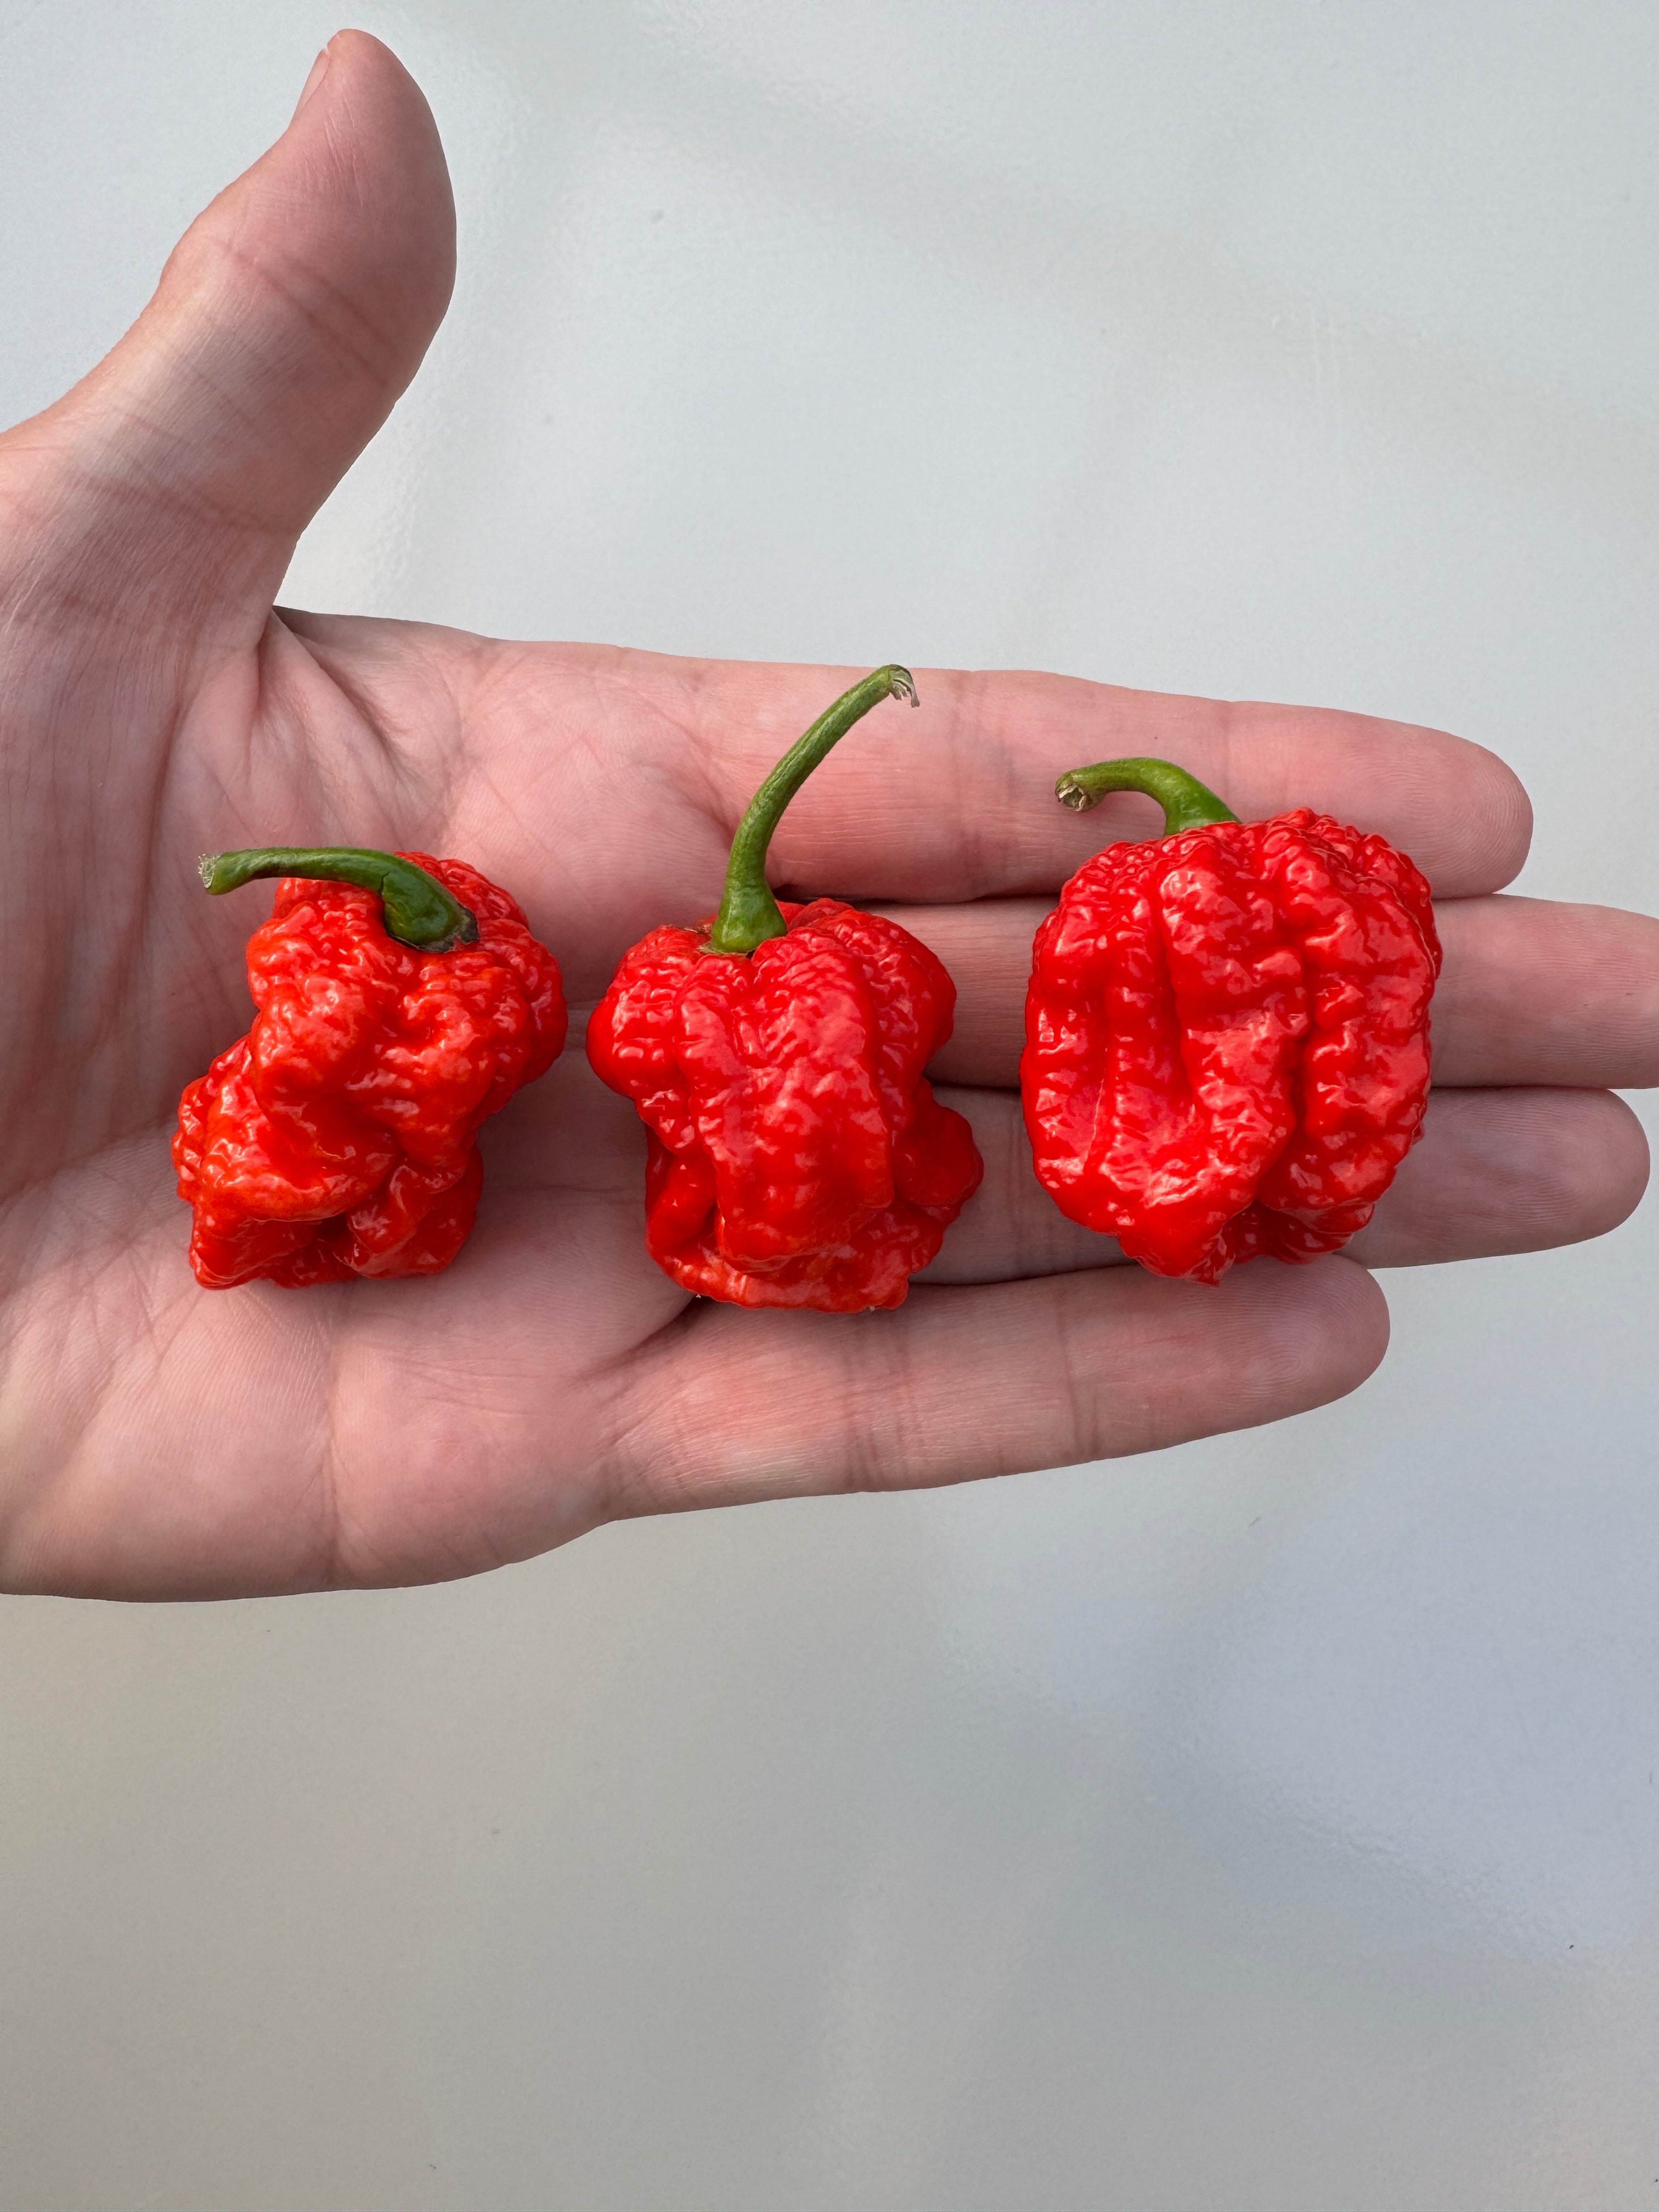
left=1022, top=757, right=1441, bottom=1283
left=174, top=848, right=566, bottom=1288
left=587, top=668, right=983, bottom=1311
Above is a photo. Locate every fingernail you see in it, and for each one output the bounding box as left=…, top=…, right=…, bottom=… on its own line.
left=292, top=44, right=331, bottom=120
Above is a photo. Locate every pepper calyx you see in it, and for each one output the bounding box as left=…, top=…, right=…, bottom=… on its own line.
left=198, top=847, right=479, bottom=951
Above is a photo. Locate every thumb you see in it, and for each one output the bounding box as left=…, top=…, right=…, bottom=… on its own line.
left=7, top=31, right=455, bottom=628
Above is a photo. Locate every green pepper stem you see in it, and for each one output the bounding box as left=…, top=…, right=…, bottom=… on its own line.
left=1053, top=757, right=1239, bottom=834
left=199, top=847, right=479, bottom=951
left=706, top=666, right=918, bottom=956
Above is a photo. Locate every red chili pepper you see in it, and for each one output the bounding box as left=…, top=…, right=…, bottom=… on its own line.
left=1022, top=757, right=1442, bottom=1283
left=174, top=848, right=566, bottom=1288
left=587, top=668, right=983, bottom=1312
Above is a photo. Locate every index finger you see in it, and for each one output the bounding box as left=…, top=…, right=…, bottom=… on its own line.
left=681, top=664, right=1533, bottom=903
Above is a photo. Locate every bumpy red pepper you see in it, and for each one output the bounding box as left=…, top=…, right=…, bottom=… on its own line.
left=174, top=848, right=566, bottom=1288
left=1022, top=757, right=1441, bottom=1283
left=587, top=668, right=983, bottom=1311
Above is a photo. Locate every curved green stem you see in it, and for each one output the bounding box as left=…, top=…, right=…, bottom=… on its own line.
left=707, top=665, right=918, bottom=955
left=199, top=847, right=479, bottom=951
left=1053, top=756, right=1238, bottom=834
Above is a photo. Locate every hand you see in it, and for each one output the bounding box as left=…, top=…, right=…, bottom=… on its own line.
left=2, top=35, right=1652, bottom=1599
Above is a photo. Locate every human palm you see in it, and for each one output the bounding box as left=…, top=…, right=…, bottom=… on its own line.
left=3, top=35, right=1654, bottom=1598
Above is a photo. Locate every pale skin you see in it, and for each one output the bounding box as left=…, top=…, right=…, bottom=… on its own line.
left=1, top=35, right=1655, bottom=1600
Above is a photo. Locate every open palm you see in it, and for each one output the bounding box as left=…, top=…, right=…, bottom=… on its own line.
left=2, top=34, right=1654, bottom=1599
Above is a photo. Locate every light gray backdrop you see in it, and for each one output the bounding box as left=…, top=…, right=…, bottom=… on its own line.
left=2, top=2, right=1657, bottom=2206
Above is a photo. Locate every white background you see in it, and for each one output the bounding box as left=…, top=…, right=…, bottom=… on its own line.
left=3, top=2, right=1658, bottom=2205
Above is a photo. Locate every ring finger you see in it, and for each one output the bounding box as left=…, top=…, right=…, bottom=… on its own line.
left=921, top=1084, right=1650, bottom=1285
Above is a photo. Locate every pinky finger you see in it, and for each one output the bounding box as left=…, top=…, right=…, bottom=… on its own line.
left=613, top=1257, right=1389, bottom=1516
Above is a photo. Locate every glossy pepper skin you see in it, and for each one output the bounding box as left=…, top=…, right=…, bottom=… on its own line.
left=587, top=668, right=983, bottom=1312
left=174, top=850, right=566, bottom=1288
left=1022, top=758, right=1442, bottom=1284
